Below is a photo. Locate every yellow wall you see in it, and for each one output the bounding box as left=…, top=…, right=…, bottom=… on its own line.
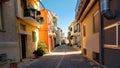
left=18, top=18, right=39, bottom=58
left=81, top=1, right=100, bottom=59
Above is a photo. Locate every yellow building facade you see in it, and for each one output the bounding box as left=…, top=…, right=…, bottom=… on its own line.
left=75, top=0, right=100, bottom=63
left=17, top=0, right=41, bottom=59
left=69, top=21, right=76, bottom=45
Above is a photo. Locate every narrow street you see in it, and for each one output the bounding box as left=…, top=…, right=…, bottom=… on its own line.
left=0, top=0, right=120, bottom=68
left=18, top=45, right=101, bottom=68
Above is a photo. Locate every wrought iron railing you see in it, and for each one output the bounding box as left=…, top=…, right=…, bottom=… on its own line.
left=24, top=8, right=42, bottom=23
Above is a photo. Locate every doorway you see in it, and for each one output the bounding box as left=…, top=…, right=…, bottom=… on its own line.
left=21, top=34, right=27, bottom=59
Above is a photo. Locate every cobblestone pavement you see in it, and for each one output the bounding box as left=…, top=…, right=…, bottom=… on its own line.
left=18, top=45, right=102, bottom=68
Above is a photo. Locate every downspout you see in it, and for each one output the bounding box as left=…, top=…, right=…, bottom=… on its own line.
left=14, top=0, right=18, bottom=17
left=100, top=0, right=115, bottom=65
left=99, top=1, right=104, bottom=65
left=101, top=0, right=115, bottom=19
left=38, top=0, right=45, bottom=9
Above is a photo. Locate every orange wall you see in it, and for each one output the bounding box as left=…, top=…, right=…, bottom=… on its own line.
left=39, top=30, right=49, bottom=49
left=39, top=9, right=55, bottom=53
left=39, top=9, right=49, bottom=52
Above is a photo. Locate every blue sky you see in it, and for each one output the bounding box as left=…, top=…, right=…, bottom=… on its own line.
left=41, top=0, right=77, bottom=37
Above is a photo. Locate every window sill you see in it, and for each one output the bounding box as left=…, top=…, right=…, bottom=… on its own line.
left=104, top=45, right=120, bottom=50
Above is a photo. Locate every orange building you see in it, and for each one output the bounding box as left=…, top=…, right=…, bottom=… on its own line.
left=39, top=9, right=55, bottom=53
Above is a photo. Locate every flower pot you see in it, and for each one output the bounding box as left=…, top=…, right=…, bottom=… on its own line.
left=10, top=63, right=17, bottom=68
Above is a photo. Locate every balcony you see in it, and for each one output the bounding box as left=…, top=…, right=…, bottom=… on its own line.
left=23, top=8, right=42, bottom=28
left=49, top=29, right=56, bottom=36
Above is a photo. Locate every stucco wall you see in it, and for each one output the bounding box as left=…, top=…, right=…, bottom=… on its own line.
left=103, top=0, right=120, bottom=67
left=0, top=0, right=18, bottom=41
left=39, top=10, right=49, bottom=51
left=18, top=19, right=39, bottom=58
left=0, top=0, right=20, bottom=68
left=26, top=24, right=38, bottom=58
left=104, top=48, right=120, bottom=68
left=104, top=0, right=120, bottom=27
left=82, top=1, right=100, bottom=60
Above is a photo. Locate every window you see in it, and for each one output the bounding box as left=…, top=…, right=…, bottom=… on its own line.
left=70, top=27, right=72, bottom=31
left=104, top=26, right=116, bottom=45
left=74, top=24, right=80, bottom=33
left=83, top=25, right=86, bottom=37
left=118, top=25, right=120, bottom=45
left=0, top=4, right=3, bottom=30
left=20, top=24, right=26, bottom=31
left=104, top=23, right=120, bottom=48
left=32, top=31, right=36, bottom=42
left=77, top=24, right=80, bottom=32
left=21, top=0, right=27, bottom=8
left=93, top=10, right=100, bottom=33
left=74, top=25, right=77, bottom=33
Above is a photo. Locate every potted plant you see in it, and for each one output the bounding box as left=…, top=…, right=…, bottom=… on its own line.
left=33, top=48, right=44, bottom=58
left=9, top=58, right=17, bottom=68
left=33, top=42, right=48, bottom=58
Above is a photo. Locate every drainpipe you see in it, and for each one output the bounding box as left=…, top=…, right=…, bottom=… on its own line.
left=101, top=0, right=115, bottom=19
left=38, top=0, right=45, bottom=9
left=99, top=13, right=105, bottom=65
left=100, top=0, right=116, bottom=65
left=14, top=0, right=18, bottom=17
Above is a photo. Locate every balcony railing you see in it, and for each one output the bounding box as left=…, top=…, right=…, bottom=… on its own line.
left=36, top=16, right=44, bottom=24
left=23, top=8, right=43, bottom=27
left=24, top=8, right=40, bottom=18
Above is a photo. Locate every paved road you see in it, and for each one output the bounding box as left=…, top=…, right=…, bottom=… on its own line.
left=18, top=45, right=101, bottom=68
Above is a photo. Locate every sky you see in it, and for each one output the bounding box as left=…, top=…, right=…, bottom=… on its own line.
left=41, top=0, right=77, bottom=37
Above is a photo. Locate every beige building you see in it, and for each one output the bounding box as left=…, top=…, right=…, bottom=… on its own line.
left=81, top=0, right=100, bottom=61
left=76, top=0, right=120, bottom=68
left=0, top=0, right=41, bottom=68
left=68, top=21, right=76, bottom=45
left=75, top=0, right=101, bottom=64
left=69, top=21, right=81, bottom=47
left=0, top=0, right=20, bottom=68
